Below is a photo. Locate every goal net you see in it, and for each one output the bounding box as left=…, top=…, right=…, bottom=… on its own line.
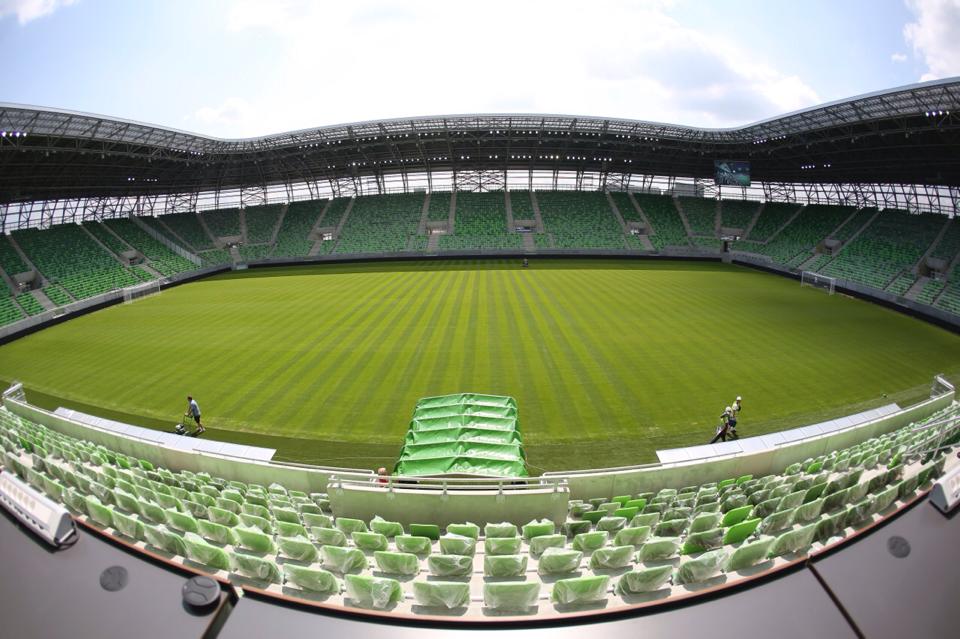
left=123, top=280, right=161, bottom=304
left=800, top=271, right=836, bottom=295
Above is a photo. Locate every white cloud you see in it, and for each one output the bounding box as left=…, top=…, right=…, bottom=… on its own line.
left=187, top=0, right=820, bottom=136
left=0, top=0, right=75, bottom=24
left=904, top=0, right=960, bottom=81
left=891, top=52, right=908, bottom=62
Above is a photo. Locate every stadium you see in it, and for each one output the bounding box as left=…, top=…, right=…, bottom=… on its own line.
left=2, top=6, right=960, bottom=635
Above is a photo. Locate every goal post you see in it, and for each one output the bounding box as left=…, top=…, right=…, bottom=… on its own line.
left=800, top=271, right=836, bottom=295
left=123, top=280, right=161, bottom=304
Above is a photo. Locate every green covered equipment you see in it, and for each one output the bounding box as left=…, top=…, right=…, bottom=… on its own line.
left=344, top=575, right=403, bottom=609
left=412, top=581, right=471, bottom=609
left=395, top=394, right=528, bottom=477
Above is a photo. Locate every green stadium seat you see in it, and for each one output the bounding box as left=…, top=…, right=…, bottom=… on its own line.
left=483, top=582, right=540, bottom=611
left=522, top=519, right=555, bottom=539
left=614, top=526, right=651, bottom=547
left=143, top=523, right=187, bottom=556
left=618, top=565, right=673, bottom=594
left=675, top=549, right=728, bottom=585
left=322, top=545, right=367, bottom=574
left=197, top=519, right=236, bottom=545
left=234, top=526, right=277, bottom=554
left=537, top=548, right=583, bottom=575
left=485, top=522, right=519, bottom=538
left=636, top=536, right=681, bottom=562
left=395, top=534, right=432, bottom=555
left=370, top=518, right=404, bottom=538
left=722, top=518, right=761, bottom=545
left=282, top=564, right=340, bottom=594
left=412, top=581, right=470, bottom=609
left=767, top=523, right=818, bottom=558
left=278, top=535, right=319, bottom=562
left=484, top=554, right=528, bottom=578
left=344, top=574, right=403, bottom=610
left=725, top=537, right=775, bottom=572
left=409, top=523, right=440, bottom=540
left=374, top=551, right=420, bottom=576
left=551, top=575, right=610, bottom=605
left=353, top=531, right=389, bottom=552
left=183, top=533, right=231, bottom=571
left=427, top=554, right=472, bottom=577
left=589, top=545, right=634, bottom=569
left=231, top=552, right=282, bottom=583
left=486, top=536, right=523, bottom=556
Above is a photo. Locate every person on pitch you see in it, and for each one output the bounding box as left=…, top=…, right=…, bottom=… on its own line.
left=186, top=396, right=204, bottom=435
left=709, top=407, right=733, bottom=444
left=728, top=395, right=742, bottom=439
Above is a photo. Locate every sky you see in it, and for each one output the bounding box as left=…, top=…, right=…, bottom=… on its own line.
left=1, top=0, right=959, bottom=138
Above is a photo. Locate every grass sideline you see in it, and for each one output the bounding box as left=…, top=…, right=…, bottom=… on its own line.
left=1, top=258, right=958, bottom=472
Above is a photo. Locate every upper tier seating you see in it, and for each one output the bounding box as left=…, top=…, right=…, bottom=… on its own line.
left=510, top=191, right=536, bottom=219
left=677, top=197, right=716, bottom=236
left=747, top=205, right=851, bottom=266
left=821, top=210, right=944, bottom=290
left=334, top=194, right=424, bottom=254
left=719, top=200, right=760, bottom=230
left=929, top=220, right=960, bottom=263
left=81, top=222, right=131, bottom=258
left=745, top=203, right=799, bottom=242
left=610, top=192, right=643, bottom=223
left=830, top=208, right=874, bottom=243
left=536, top=191, right=625, bottom=249
left=273, top=200, right=326, bottom=257
left=0, top=401, right=953, bottom=618
left=244, top=205, right=283, bottom=244
left=0, top=234, right=29, bottom=276
left=156, top=213, right=215, bottom=251
left=633, top=194, right=689, bottom=250
left=438, top=192, right=521, bottom=250
left=201, top=208, right=241, bottom=238
left=12, top=224, right=140, bottom=300
left=428, top=192, right=451, bottom=221
left=103, top=219, right=197, bottom=277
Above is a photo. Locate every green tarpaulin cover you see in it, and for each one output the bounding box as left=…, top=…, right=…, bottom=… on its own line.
left=395, top=393, right=527, bottom=478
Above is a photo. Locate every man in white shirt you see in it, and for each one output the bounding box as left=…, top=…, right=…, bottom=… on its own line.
left=186, top=396, right=204, bottom=434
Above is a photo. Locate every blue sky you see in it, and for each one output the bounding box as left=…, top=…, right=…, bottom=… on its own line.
left=1, top=0, right=958, bottom=137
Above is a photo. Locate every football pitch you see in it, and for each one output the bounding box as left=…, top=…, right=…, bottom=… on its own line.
left=1, top=259, right=959, bottom=472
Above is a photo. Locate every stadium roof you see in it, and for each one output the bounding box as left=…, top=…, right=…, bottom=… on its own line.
left=1, top=78, right=960, bottom=205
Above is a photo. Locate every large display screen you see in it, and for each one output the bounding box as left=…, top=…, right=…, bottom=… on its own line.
left=715, top=160, right=751, bottom=186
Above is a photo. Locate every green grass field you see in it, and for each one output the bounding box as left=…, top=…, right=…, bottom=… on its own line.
left=1, top=259, right=959, bottom=472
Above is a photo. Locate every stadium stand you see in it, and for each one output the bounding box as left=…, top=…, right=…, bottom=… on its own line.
left=334, top=193, right=423, bottom=254
left=935, top=270, right=960, bottom=315
left=830, top=208, right=875, bottom=243
left=744, top=202, right=799, bottom=242
left=634, top=194, right=689, bottom=250
left=820, top=210, right=944, bottom=290
left=719, top=199, right=761, bottom=230
left=12, top=224, right=140, bottom=300
left=0, top=398, right=953, bottom=617
left=155, top=213, right=215, bottom=251
left=510, top=190, right=536, bottom=220
left=437, top=192, right=522, bottom=250
left=747, top=205, right=850, bottom=266
left=199, top=249, right=233, bottom=266
left=103, top=219, right=197, bottom=277
left=610, top=192, right=642, bottom=224
left=929, top=219, right=960, bottom=263
left=536, top=191, right=625, bottom=249
left=273, top=199, right=327, bottom=257
left=0, top=234, right=29, bottom=277
left=15, top=292, right=43, bottom=316
left=42, top=284, right=72, bottom=306
left=244, top=204, right=283, bottom=244
left=81, top=222, right=131, bottom=257
left=200, top=208, right=241, bottom=238
left=0, top=293, right=24, bottom=326
left=427, top=192, right=451, bottom=221
left=677, top=197, right=717, bottom=236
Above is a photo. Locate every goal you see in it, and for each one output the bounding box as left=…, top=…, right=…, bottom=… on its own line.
left=800, top=271, right=836, bottom=295
left=123, top=280, right=161, bottom=304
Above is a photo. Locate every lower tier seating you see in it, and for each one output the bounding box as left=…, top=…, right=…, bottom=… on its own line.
left=633, top=194, right=689, bottom=250
left=104, top=219, right=197, bottom=277
left=678, top=197, right=716, bottom=236
left=1, top=401, right=953, bottom=618
left=438, top=192, right=521, bottom=250
left=536, top=191, right=625, bottom=249
left=273, top=200, right=327, bottom=257
left=334, top=194, right=424, bottom=255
